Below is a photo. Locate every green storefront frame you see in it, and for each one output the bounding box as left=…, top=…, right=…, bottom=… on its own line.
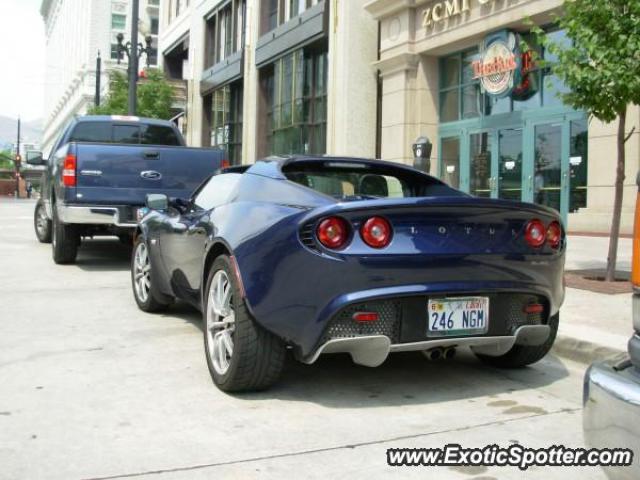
left=438, top=106, right=587, bottom=225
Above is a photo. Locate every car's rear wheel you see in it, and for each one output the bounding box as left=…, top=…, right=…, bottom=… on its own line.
left=204, top=255, right=285, bottom=392
left=34, top=199, right=52, bottom=243
left=51, top=204, right=78, bottom=264
left=131, top=237, right=172, bottom=312
left=474, top=313, right=559, bottom=368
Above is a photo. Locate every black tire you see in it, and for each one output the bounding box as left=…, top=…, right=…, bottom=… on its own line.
left=203, top=255, right=285, bottom=392
left=34, top=199, right=52, bottom=243
left=131, top=237, right=172, bottom=313
left=475, top=313, right=559, bottom=368
left=51, top=204, right=78, bottom=264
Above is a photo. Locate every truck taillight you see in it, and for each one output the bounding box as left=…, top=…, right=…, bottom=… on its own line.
left=632, top=173, right=640, bottom=287
left=62, top=154, right=77, bottom=187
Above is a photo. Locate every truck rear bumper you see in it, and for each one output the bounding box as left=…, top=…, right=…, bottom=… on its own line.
left=583, top=359, right=640, bottom=478
left=57, top=204, right=138, bottom=227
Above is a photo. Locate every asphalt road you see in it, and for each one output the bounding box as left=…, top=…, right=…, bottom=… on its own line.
left=0, top=198, right=606, bottom=480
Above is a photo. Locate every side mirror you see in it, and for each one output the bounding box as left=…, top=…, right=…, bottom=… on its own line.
left=146, top=193, right=168, bottom=211
left=26, top=151, right=45, bottom=166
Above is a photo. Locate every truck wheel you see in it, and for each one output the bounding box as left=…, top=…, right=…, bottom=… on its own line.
left=51, top=204, right=78, bottom=264
left=474, top=313, right=559, bottom=368
left=204, top=255, right=285, bottom=392
left=131, top=237, right=172, bottom=312
left=34, top=200, right=52, bottom=243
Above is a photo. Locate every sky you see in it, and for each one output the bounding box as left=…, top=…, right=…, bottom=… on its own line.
left=0, top=0, right=46, bottom=122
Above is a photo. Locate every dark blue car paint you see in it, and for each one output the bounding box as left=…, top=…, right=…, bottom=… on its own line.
left=140, top=157, right=565, bottom=358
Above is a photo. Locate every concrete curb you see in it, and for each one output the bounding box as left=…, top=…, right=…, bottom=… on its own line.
left=552, top=334, right=626, bottom=364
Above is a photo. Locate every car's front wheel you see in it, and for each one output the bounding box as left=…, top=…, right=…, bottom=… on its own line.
left=34, top=199, right=52, bottom=243
left=204, top=255, right=285, bottom=392
left=474, top=313, right=559, bottom=368
left=131, top=237, right=172, bottom=312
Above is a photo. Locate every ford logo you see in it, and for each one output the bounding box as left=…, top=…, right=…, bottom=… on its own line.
left=140, top=170, right=162, bottom=180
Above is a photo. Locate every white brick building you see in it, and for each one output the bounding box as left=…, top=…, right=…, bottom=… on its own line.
left=40, top=0, right=161, bottom=156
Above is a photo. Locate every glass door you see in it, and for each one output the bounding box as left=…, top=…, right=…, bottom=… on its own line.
left=440, top=136, right=461, bottom=190
left=497, top=128, right=523, bottom=201
left=523, top=113, right=587, bottom=223
left=569, top=118, right=588, bottom=214
left=469, top=131, right=493, bottom=197
left=533, top=123, right=563, bottom=212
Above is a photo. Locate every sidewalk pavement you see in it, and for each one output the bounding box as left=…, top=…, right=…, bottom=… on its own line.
left=554, top=235, right=634, bottom=363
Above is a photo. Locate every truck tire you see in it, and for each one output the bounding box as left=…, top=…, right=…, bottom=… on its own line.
left=34, top=199, right=52, bottom=243
left=131, top=237, right=172, bottom=312
left=203, top=255, right=285, bottom=392
left=474, top=313, right=559, bottom=368
left=51, top=204, right=79, bottom=264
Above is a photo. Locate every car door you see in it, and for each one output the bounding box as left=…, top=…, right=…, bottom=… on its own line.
left=159, top=173, right=242, bottom=306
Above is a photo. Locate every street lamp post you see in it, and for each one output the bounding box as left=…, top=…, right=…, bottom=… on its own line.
left=115, top=0, right=154, bottom=115
left=15, top=117, right=21, bottom=199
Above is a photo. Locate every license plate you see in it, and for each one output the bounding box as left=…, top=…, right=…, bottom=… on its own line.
left=427, top=297, right=489, bottom=337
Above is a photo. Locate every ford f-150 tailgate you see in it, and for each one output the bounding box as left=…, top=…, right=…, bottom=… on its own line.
left=67, top=143, right=224, bottom=205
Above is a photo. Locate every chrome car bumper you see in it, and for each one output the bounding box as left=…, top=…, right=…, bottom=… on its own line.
left=56, top=204, right=137, bottom=227
left=583, top=358, right=640, bottom=479
left=301, top=324, right=550, bottom=366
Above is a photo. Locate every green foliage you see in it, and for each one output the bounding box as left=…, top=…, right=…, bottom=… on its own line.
left=530, top=0, right=640, bottom=121
left=0, top=150, right=14, bottom=169
left=89, top=69, right=174, bottom=120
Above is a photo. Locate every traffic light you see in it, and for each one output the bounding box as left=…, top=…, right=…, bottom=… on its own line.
left=15, top=154, right=21, bottom=170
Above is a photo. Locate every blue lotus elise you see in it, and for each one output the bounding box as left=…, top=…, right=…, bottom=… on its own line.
left=131, top=156, right=565, bottom=392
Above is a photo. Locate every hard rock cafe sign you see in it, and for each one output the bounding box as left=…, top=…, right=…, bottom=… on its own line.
left=473, top=31, right=520, bottom=97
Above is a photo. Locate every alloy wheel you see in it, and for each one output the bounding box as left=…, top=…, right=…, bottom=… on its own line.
left=133, top=242, right=151, bottom=303
left=206, top=270, right=236, bottom=375
left=36, top=205, right=48, bottom=237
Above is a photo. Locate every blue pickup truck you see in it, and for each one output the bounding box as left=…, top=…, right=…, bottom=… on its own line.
left=28, top=115, right=226, bottom=264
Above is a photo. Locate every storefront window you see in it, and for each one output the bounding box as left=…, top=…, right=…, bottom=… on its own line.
left=267, top=47, right=327, bottom=155
left=210, top=82, right=243, bottom=165
left=439, top=29, right=569, bottom=122
left=440, top=90, right=459, bottom=123
left=543, top=29, right=571, bottom=107
left=439, top=49, right=480, bottom=122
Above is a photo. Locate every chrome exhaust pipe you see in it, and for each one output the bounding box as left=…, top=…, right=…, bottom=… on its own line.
left=443, top=346, right=457, bottom=360
left=427, top=347, right=443, bottom=361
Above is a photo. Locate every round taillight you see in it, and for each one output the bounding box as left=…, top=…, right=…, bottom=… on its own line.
left=524, top=219, right=546, bottom=248
left=316, top=217, right=350, bottom=249
left=360, top=216, right=393, bottom=249
left=546, top=221, right=562, bottom=249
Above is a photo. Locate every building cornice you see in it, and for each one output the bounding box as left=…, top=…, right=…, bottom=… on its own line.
left=364, top=0, right=427, bottom=19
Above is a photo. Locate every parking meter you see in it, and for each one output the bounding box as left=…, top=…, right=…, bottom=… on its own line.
left=412, top=136, right=432, bottom=173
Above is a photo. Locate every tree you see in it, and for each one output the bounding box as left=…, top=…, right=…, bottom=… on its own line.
left=0, top=150, right=14, bottom=170
left=530, top=0, right=640, bottom=282
left=89, top=69, right=175, bottom=120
